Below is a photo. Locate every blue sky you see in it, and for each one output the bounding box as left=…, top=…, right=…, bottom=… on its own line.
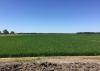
left=0, top=0, right=100, bottom=33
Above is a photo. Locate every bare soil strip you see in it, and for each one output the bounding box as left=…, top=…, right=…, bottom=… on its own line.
left=0, top=56, right=100, bottom=71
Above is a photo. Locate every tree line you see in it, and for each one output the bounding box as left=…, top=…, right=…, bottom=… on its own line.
left=0, top=29, right=15, bottom=34
left=1, top=29, right=100, bottom=34
left=77, top=32, right=100, bottom=34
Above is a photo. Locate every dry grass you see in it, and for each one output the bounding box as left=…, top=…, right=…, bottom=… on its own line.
left=0, top=56, right=100, bottom=63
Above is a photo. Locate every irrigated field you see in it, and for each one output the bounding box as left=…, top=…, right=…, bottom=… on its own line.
left=0, top=34, right=100, bottom=57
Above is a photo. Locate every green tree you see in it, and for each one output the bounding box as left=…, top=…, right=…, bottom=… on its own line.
left=3, top=29, right=9, bottom=34
left=0, top=31, right=1, bottom=34
left=10, top=31, right=15, bottom=34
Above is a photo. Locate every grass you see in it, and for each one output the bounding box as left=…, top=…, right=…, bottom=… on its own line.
left=0, top=34, right=100, bottom=57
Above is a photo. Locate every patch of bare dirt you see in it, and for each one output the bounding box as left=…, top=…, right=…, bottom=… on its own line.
left=0, top=56, right=100, bottom=71
left=0, top=62, right=100, bottom=71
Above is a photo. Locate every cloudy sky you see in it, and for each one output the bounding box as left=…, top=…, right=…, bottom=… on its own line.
left=0, top=0, right=100, bottom=33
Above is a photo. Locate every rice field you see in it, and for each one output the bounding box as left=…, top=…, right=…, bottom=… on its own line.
left=0, top=34, right=100, bottom=57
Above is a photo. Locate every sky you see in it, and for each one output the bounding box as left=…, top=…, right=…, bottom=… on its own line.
left=0, top=0, right=100, bottom=33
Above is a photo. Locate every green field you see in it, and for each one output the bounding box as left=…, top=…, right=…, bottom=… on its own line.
left=0, top=34, right=100, bottom=57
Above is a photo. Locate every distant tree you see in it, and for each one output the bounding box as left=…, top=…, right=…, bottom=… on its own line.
left=3, top=29, right=9, bottom=34
left=10, top=31, right=15, bottom=34
left=77, top=32, right=96, bottom=34
left=0, top=31, right=1, bottom=34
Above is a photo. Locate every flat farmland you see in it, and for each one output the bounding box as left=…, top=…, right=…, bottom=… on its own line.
left=0, top=34, right=100, bottom=57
